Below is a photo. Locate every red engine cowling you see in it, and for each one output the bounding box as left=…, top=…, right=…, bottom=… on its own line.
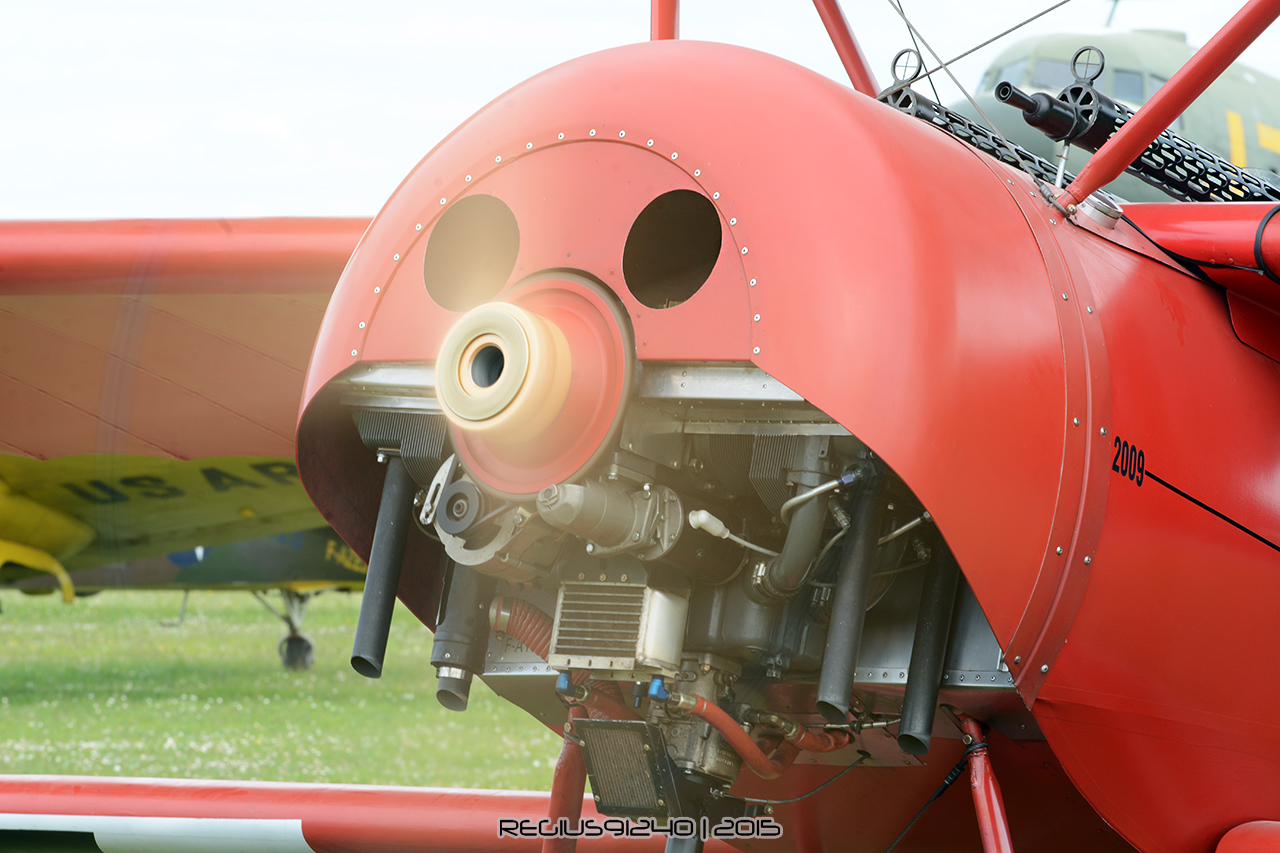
left=298, top=39, right=1280, bottom=853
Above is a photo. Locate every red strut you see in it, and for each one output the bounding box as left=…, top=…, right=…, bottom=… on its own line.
left=651, top=0, right=678, bottom=40
left=1062, top=0, right=1280, bottom=205
left=543, top=705, right=588, bottom=853
left=811, top=0, right=879, bottom=96
left=958, top=714, right=1013, bottom=853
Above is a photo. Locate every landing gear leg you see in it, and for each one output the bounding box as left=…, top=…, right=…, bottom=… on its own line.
left=254, top=589, right=315, bottom=670
left=958, top=714, right=1014, bottom=853
left=542, top=705, right=587, bottom=853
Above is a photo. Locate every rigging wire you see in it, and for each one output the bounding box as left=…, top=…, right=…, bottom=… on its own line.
left=884, top=0, right=1039, bottom=183
left=891, top=0, right=941, bottom=104
left=879, top=0, right=1076, bottom=99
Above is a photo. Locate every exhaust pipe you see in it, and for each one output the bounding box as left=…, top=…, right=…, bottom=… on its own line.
left=351, top=455, right=416, bottom=679
left=897, top=538, right=960, bottom=756
left=430, top=563, right=497, bottom=711
left=815, top=465, right=884, bottom=724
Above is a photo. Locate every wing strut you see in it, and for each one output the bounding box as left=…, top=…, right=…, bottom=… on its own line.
left=1063, top=0, right=1280, bottom=205
left=811, top=0, right=879, bottom=96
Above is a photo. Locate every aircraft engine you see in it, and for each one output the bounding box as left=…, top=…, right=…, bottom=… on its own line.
left=297, top=35, right=1280, bottom=853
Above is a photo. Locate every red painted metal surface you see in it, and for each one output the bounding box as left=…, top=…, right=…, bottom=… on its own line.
left=1123, top=202, right=1280, bottom=307
left=296, top=26, right=1280, bottom=853
left=650, top=0, right=678, bottom=41
left=1218, top=822, right=1280, bottom=853
left=810, top=0, right=879, bottom=96
left=960, top=716, right=1013, bottom=853
left=1063, top=0, right=1280, bottom=204
left=0, top=775, right=732, bottom=852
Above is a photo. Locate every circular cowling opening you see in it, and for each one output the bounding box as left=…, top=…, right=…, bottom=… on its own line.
left=623, top=189, right=721, bottom=308
left=469, top=344, right=505, bottom=388
left=423, top=195, right=520, bottom=312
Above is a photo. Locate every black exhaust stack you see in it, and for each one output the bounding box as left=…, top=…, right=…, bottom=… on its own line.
left=351, top=455, right=416, bottom=679
left=815, top=465, right=884, bottom=724
left=897, top=538, right=961, bottom=756
left=430, top=563, right=497, bottom=711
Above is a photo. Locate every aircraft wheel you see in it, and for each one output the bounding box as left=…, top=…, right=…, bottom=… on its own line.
left=279, top=634, right=314, bottom=671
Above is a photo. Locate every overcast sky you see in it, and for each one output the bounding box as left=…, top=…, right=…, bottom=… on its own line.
left=3, top=1, right=1276, bottom=219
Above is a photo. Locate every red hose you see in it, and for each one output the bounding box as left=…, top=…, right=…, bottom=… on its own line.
left=685, top=695, right=795, bottom=779
left=496, top=595, right=554, bottom=659
left=790, top=726, right=851, bottom=753
left=493, top=596, right=636, bottom=719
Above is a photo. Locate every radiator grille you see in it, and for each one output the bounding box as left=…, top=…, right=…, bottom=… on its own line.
left=550, top=584, right=643, bottom=668
left=580, top=724, right=661, bottom=811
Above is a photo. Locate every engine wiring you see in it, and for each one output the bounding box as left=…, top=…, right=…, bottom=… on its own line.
left=733, top=750, right=871, bottom=805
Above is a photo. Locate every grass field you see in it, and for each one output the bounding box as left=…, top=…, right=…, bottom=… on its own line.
left=0, top=588, right=561, bottom=789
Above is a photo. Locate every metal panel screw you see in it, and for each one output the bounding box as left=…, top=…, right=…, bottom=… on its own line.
left=374, top=287, right=380, bottom=294
left=526, top=142, right=533, bottom=149
left=1013, top=656, right=1021, bottom=664
left=1087, top=306, right=1093, bottom=313
left=351, top=349, right=358, bottom=357
left=1073, top=417, right=1080, bottom=426
left=713, top=192, right=720, bottom=199
left=1061, top=292, right=1068, bottom=300
left=753, top=347, right=760, bottom=354
left=694, top=169, right=701, bottom=176
left=741, top=247, right=748, bottom=255
left=358, top=321, right=365, bottom=329
left=1050, top=218, right=1058, bottom=225
left=495, top=155, right=502, bottom=162
left=753, top=314, right=761, bottom=321
left=618, top=131, right=625, bottom=138
left=1040, top=664, right=1049, bottom=673
left=415, top=223, right=422, bottom=231
left=1100, top=427, right=1107, bottom=436
left=647, top=139, right=654, bottom=147
left=671, top=152, right=678, bottom=160
left=589, top=129, right=596, bottom=137
left=465, top=175, right=472, bottom=182
left=439, top=197, right=446, bottom=205
left=393, top=253, right=401, bottom=261
left=1084, top=556, right=1092, bottom=564
left=558, top=132, right=565, bottom=140
left=1056, top=546, right=1063, bottom=555
left=750, top=278, right=757, bottom=286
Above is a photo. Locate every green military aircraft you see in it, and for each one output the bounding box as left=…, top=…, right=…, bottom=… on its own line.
left=954, top=29, right=1280, bottom=202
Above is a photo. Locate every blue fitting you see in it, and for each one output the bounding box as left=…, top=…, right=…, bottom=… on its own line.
left=648, top=675, right=671, bottom=703
left=554, top=671, right=573, bottom=696
left=838, top=468, right=863, bottom=487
